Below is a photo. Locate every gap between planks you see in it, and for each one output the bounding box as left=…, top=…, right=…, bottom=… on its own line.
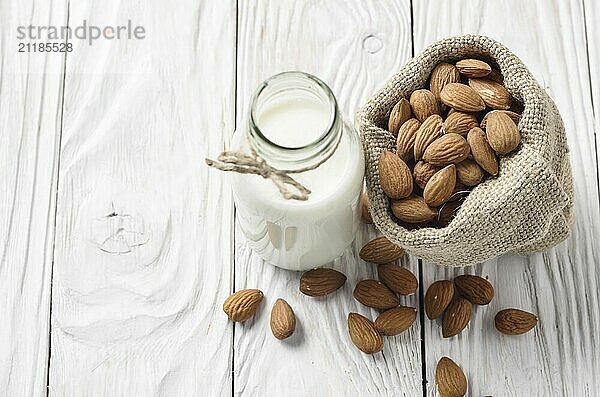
left=46, top=1, right=71, bottom=395
left=231, top=1, right=239, bottom=396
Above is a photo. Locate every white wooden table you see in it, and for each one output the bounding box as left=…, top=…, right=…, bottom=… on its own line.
left=2, top=1, right=599, bottom=396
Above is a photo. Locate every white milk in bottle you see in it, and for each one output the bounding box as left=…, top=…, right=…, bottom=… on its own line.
left=230, top=72, right=364, bottom=270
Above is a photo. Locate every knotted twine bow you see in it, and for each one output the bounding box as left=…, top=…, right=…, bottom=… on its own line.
left=205, top=148, right=312, bottom=200
left=206, top=134, right=342, bottom=201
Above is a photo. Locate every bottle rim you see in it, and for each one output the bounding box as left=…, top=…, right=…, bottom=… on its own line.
left=248, top=71, right=339, bottom=152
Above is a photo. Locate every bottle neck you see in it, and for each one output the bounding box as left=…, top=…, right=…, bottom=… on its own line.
left=247, top=72, right=342, bottom=171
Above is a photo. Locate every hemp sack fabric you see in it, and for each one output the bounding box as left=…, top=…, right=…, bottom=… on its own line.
left=358, top=35, right=574, bottom=266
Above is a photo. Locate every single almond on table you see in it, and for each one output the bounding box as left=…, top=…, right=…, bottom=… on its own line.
left=485, top=111, right=521, bottom=155
left=467, top=127, right=499, bottom=175
left=354, top=279, right=400, bottom=309
left=425, top=280, right=454, bottom=320
left=468, top=77, right=512, bottom=110
left=270, top=298, right=296, bottom=340
left=442, top=297, right=472, bottom=338
left=413, top=160, right=442, bottom=190
left=388, top=98, right=412, bottom=136
left=396, top=118, right=421, bottom=161
left=442, top=111, right=479, bottom=136
left=359, top=236, right=405, bottom=264
left=414, top=114, right=443, bottom=160
left=410, top=89, right=440, bottom=122
left=348, top=313, right=384, bottom=354
left=378, top=264, right=418, bottom=295
left=360, top=190, right=373, bottom=224
left=378, top=151, right=413, bottom=199
left=424, top=164, right=457, bottom=207
left=429, top=62, right=461, bottom=101
left=374, top=306, right=417, bottom=336
left=391, top=195, right=438, bottom=223
left=495, top=308, right=538, bottom=335
left=456, top=58, right=492, bottom=78
left=223, top=289, right=264, bottom=322
left=455, top=159, right=485, bottom=186
left=439, top=83, right=485, bottom=112
left=454, top=275, right=494, bottom=305
left=423, top=133, right=471, bottom=166
left=480, top=109, right=521, bottom=128
left=436, top=356, right=468, bottom=397
left=299, top=268, right=346, bottom=297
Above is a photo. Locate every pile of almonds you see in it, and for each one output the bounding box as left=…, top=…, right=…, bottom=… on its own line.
left=423, top=273, right=537, bottom=339
left=346, top=237, right=419, bottom=353
left=222, top=237, right=538, bottom=397
left=379, top=59, right=522, bottom=228
left=425, top=275, right=495, bottom=338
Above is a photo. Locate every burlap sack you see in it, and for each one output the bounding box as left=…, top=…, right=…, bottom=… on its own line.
left=358, top=35, right=574, bottom=266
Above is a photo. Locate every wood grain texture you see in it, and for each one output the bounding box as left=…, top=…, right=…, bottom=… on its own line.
left=413, top=1, right=600, bottom=396
left=584, top=0, right=600, bottom=172
left=0, top=1, right=67, bottom=395
left=49, top=1, right=236, bottom=395
left=233, top=1, right=423, bottom=395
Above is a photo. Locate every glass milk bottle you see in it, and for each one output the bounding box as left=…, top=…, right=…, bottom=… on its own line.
left=230, top=72, right=364, bottom=270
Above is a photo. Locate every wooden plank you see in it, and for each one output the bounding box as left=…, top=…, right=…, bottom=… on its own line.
left=412, top=1, right=600, bottom=396
left=0, top=1, right=68, bottom=395
left=233, top=1, right=422, bottom=395
left=49, top=1, right=237, bottom=395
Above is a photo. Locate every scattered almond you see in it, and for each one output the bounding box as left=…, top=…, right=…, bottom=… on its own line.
left=414, top=114, right=443, bottom=160
left=396, top=118, right=421, bottom=161
left=374, top=306, right=417, bottom=336
left=223, top=289, right=264, bottom=322
left=378, top=151, right=413, bottom=199
left=425, top=280, right=455, bottom=320
left=486, top=111, right=521, bottom=155
left=359, top=236, right=405, bottom=264
left=442, top=297, right=472, bottom=338
left=391, top=195, right=438, bottom=223
left=378, top=264, right=418, bottom=295
left=440, top=83, right=485, bottom=112
left=424, top=164, right=457, bottom=206
left=299, top=268, right=346, bottom=297
left=423, top=133, right=471, bottom=166
left=456, top=58, right=492, bottom=78
left=495, top=308, right=538, bottom=335
left=354, top=279, right=400, bottom=309
left=454, top=275, right=494, bottom=305
left=270, top=298, right=296, bottom=340
left=348, top=313, right=384, bottom=354
left=467, top=127, right=499, bottom=175
left=410, top=89, right=440, bottom=122
left=436, top=356, right=468, bottom=397
left=468, top=77, right=512, bottom=110
left=388, top=98, right=412, bottom=136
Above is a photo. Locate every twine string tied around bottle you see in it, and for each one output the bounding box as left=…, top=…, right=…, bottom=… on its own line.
left=205, top=148, right=312, bottom=201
